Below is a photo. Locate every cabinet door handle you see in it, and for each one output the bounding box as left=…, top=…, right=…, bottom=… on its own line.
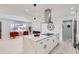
left=56, top=33, right=59, bottom=39
left=44, top=44, right=47, bottom=48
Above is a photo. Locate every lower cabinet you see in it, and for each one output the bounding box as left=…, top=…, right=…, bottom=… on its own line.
left=24, top=35, right=59, bottom=54
left=34, top=36, right=58, bottom=54
left=36, top=39, right=48, bottom=54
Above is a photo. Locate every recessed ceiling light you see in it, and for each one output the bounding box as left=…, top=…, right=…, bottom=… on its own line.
left=70, top=7, right=74, bottom=10
left=71, top=11, right=75, bottom=15
left=25, top=9, right=29, bottom=12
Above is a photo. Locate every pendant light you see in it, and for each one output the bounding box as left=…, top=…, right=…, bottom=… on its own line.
left=33, top=4, right=37, bottom=20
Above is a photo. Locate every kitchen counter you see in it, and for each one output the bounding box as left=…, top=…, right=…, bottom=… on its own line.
left=23, top=34, right=59, bottom=54
left=27, top=35, right=50, bottom=42
left=24, top=33, right=58, bottom=42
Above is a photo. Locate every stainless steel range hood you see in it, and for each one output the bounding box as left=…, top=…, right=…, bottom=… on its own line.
left=44, top=8, right=55, bottom=31
left=45, top=8, right=52, bottom=23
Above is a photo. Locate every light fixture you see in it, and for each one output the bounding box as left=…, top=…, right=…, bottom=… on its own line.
left=33, top=4, right=37, bottom=20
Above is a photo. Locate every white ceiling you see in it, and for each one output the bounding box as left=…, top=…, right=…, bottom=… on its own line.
left=0, top=4, right=79, bottom=21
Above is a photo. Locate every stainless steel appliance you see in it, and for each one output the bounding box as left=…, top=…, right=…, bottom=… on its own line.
left=62, top=20, right=72, bottom=42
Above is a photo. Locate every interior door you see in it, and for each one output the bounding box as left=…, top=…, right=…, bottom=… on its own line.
left=62, top=20, right=72, bottom=42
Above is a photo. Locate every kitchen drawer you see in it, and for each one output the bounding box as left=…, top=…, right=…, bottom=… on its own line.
left=41, top=36, right=57, bottom=53
left=47, top=36, right=58, bottom=53
left=36, top=39, right=48, bottom=54
left=35, top=36, right=59, bottom=54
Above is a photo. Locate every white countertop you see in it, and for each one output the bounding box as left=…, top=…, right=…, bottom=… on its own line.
left=29, top=35, right=49, bottom=41
left=24, top=34, right=56, bottom=42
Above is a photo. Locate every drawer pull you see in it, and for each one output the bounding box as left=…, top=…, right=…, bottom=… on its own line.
left=47, top=39, right=49, bottom=41
left=53, top=40, right=54, bottom=42
left=44, top=44, right=47, bottom=48
left=40, top=42, right=43, bottom=44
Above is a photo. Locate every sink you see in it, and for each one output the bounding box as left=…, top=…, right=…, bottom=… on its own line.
left=42, top=33, right=54, bottom=36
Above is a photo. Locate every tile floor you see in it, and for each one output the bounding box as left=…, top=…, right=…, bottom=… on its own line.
left=0, top=37, right=79, bottom=54
left=50, top=42, right=79, bottom=54
left=0, top=36, right=23, bottom=54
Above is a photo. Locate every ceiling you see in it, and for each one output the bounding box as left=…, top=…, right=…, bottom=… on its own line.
left=0, top=4, right=79, bottom=21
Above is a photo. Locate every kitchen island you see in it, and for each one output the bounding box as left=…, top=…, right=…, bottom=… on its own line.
left=23, top=34, right=59, bottom=54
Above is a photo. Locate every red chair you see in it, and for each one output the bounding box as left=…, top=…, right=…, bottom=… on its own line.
left=10, top=32, right=19, bottom=39
left=23, top=31, right=29, bottom=35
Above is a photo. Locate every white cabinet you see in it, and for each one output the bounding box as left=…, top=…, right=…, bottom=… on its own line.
left=36, top=36, right=59, bottom=54
left=44, top=36, right=58, bottom=53
left=36, top=40, right=47, bottom=54
left=23, top=35, right=59, bottom=54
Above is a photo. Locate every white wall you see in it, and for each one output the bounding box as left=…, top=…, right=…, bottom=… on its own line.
left=0, top=18, right=31, bottom=40
left=0, top=19, right=14, bottom=40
